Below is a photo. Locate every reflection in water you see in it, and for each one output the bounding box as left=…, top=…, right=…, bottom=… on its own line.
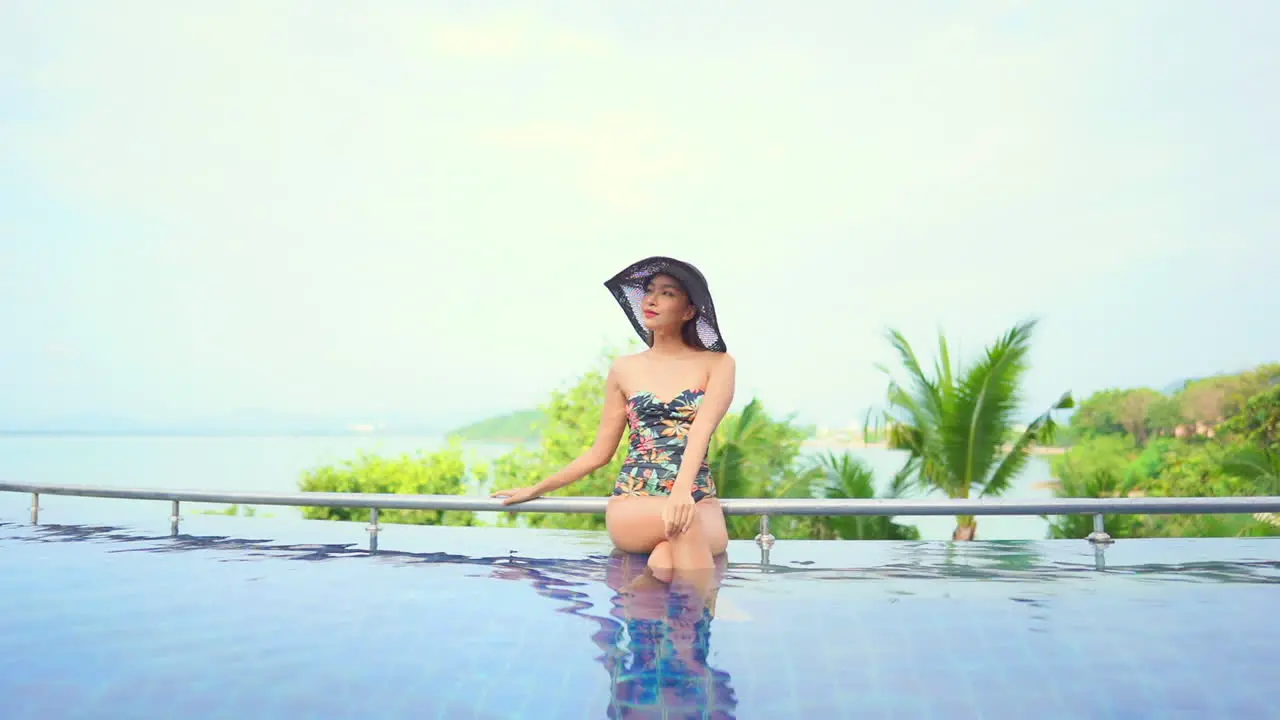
left=9, top=521, right=1280, bottom=715
left=7, top=519, right=743, bottom=716
left=604, top=553, right=737, bottom=718
left=7, top=521, right=1280, bottom=584
left=493, top=552, right=738, bottom=718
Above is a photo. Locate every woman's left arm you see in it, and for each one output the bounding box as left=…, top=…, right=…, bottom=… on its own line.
left=673, top=352, right=736, bottom=501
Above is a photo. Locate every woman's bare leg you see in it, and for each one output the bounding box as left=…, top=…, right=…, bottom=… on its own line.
left=646, top=542, right=676, bottom=582
left=606, top=497, right=729, bottom=578
left=697, top=498, right=730, bottom=554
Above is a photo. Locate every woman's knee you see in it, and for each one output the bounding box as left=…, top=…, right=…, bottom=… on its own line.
left=606, top=496, right=728, bottom=557
left=646, top=541, right=675, bottom=583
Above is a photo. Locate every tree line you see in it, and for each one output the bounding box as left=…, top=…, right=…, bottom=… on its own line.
left=298, top=322, right=1278, bottom=541
left=1047, top=365, right=1280, bottom=539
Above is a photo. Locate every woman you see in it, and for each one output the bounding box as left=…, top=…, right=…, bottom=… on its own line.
left=492, top=256, right=734, bottom=578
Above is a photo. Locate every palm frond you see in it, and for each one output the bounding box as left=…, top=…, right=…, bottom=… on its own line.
left=885, top=419, right=923, bottom=453
left=890, top=452, right=924, bottom=494
left=810, top=451, right=919, bottom=540
left=886, top=461, right=915, bottom=499
left=885, top=328, right=944, bottom=417
left=984, top=427, right=1037, bottom=498
left=884, top=380, right=927, bottom=427
left=815, top=451, right=878, bottom=500
left=941, top=319, right=1036, bottom=496
left=774, top=465, right=825, bottom=499
left=984, top=391, right=1074, bottom=497
left=936, top=329, right=953, bottom=393
left=1219, top=446, right=1280, bottom=495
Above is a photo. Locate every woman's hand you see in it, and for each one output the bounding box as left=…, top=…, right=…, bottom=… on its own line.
left=491, top=486, right=539, bottom=506
left=662, top=490, right=696, bottom=537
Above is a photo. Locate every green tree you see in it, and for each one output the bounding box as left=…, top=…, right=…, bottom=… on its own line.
left=1069, top=388, right=1183, bottom=445
left=1068, top=388, right=1129, bottom=437
left=1214, top=384, right=1280, bottom=497
left=710, top=400, right=921, bottom=540
left=881, top=319, right=1074, bottom=540
left=1145, top=395, right=1186, bottom=438
left=807, top=451, right=919, bottom=540
left=299, top=441, right=484, bottom=526
left=488, top=352, right=918, bottom=540
left=1141, top=386, right=1280, bottom=536
left=1177, top=363, right=1280, bottom=428
left=1116, top=389, right=1157, bottom=445
left=489, top=350, right=631, bottom=531
left=1218, top=383, right=1280, bottom=453
left=1046, top=434, right=1143, bottom=539
left=1043, top=434, right=1257, bottom=539
left=1047, top=413, right=1280, bottom=539
left=1138, top=439, right=1275, bottom=537
left=708, top=397, right=816, bottom=539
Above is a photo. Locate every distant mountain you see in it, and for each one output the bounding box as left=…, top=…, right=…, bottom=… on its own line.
left=0, top=408, right=474, bottom=437
left=0, top=412, right=161, bottom=435
left=172, top=409, right=350, bottom=435
left=447, top=409, right=544, bottom=443
left=1161, top=377, right=1198, bottom=395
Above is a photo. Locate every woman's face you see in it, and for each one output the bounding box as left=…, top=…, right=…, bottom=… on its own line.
left=640, top=273, right=696, bottom=332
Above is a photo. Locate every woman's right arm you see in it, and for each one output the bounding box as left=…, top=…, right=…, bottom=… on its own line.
left=493, top=362, right=628, bottom=503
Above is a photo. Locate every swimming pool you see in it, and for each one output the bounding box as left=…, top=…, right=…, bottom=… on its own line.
left=1, top=512, right=1276, bottom=719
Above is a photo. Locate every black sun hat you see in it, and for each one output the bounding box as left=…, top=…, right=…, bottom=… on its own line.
left=603, top=256, right=727, bottom=352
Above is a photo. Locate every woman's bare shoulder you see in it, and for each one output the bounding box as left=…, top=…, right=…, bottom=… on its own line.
left=610, top=351, right=649, bottom=370
left=609, top=351, right=647, bottom=383
left=703, top=350, right=735, bottom=373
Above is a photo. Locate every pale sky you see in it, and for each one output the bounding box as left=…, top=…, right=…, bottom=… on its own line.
left=2, top=1, right=1277, bottom=430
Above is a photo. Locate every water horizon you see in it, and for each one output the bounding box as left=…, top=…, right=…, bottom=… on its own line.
left=0, top=434, right=1057, bottom=541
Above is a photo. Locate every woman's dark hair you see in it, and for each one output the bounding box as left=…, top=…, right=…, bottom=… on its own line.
left=645, top=273, right=704, bottom=350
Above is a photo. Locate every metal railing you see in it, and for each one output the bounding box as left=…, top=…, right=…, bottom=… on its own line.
left=4, top=481, right=1280, bottom=559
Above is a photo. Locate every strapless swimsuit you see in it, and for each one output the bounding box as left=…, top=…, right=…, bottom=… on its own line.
left=612, top=388, right=717, bottom=503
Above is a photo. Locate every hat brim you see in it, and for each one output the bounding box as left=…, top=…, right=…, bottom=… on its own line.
left=603, top=256, right=727, bottom=352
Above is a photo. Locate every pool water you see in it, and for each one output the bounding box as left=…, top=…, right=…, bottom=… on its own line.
left=1, top=513, right=1276, bottom=719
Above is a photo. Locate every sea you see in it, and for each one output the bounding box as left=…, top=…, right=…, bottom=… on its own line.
left=0, top=435, right=1059, bottom=541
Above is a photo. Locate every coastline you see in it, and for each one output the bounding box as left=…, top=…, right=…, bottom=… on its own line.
left=801, top=439, right=1068, bottom=456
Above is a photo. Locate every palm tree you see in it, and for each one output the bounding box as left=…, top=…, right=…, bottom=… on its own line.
left=710, top=398, right=821, bottom=540
left=880, top=319, right=1073, bottom=540
left=810, top=451, right=919, bottom=540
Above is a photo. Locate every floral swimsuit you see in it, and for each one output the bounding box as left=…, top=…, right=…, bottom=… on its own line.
left=613, top=388, right=716, bottom=502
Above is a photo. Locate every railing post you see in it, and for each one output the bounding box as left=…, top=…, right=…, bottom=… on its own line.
left=170, top=500, right=181, bottom=537
left=755, top=515, right=775, bottom=566
left=30, top=493, right=39, bottom=525
left=1092, top=543, right=1108, bottom=571
left=1086, top=513, right=1113, bottom=545
left=368, top=507, right=380, bottom=554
